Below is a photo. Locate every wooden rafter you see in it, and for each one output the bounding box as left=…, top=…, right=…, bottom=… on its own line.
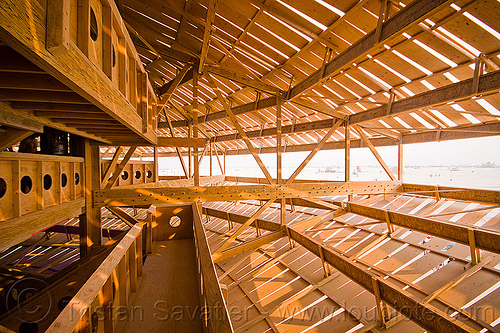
left=198, top=0, right=219, bottom=74
left=213, top=199, right=275, bottom=255
left=101, top=147, right=124, bottom=188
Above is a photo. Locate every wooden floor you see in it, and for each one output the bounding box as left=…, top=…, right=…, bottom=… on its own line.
left=122, top=239, right=203, bottom=333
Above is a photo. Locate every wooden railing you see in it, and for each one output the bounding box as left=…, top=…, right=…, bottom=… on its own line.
left=192, top=203, right=234, bottom=333
left=46, top=223, right=145, bottom=332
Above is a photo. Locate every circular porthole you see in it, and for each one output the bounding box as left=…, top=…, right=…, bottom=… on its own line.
left=43, top=174, right=52, bottom=190
left=146, top=170, right=152, bottom=178
left=121, top=171, right=129, bottom=180
left=135, top=171, right=141, bottom=179
left=75, top=173, right=80, bottom=185
left=61, top=173, right=68, bottom=188
left=90, top=7, right=98, bottom=41
left=169, top=215, right=181, bottom=228
left=0, top=178, right=6, bottom=198
left=21, top=176, right=32, bottom=194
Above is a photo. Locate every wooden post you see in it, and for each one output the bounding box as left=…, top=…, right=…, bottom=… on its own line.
left=277, top=96, right=286, bottom=225
left=82, top=139, right=101, bottom=254
left=193, top=70, right=200, bottom=186
left=153, top=146, right=159, bottom=182
left=345, top=120, right=352, bottom=201
left=223, top=150, right=226, bottom=175
left=209, top=141, right=213, bottom=176
left=129, top=239, right=138, bottom=292
left=398, top=137, right=403, bottom=181
left=12, top=159, right=21, bottom=217
left=188, top=122, right=192, bottom=178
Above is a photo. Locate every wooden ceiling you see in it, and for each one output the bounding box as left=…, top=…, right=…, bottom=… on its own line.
left=117, top=0, right=500, bottom=157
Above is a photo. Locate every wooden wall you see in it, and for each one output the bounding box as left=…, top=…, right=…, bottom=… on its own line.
left=0, top=152, right=84, bottom=221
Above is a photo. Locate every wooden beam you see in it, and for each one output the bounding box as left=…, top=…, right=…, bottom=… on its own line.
left=193, top=69, right=200, bottom=186
left=167, top=0, right=453, bottom=127
left=198, top=0, right=219, bottom=73
left=94, top=181, right=401, bottom=206
left=106, top=206, right=138, bottom=227
left=163, top=109, right=189, bottom=178
left=46, top=0, right=71, bottom=55
left=192, top=204, right=234, bottom=333
left=157, top=136, right=207, bottom=148
left=83, top=140, right=101, bottom=252
left=402, top=183, right=500, bottom=205
left=0, top=128, right=33, bottom=151
left=346, top=201, right=500, bottom=255
left=101, top=147, right=124, bottom=188
left=0, top=198, right=84, bottom=253
left=213, top=199, right=275, bottom=254
left=286, top=120, right=342, bottom=185
left=157, top=64, right=191, bottom=114
left=286, top=227, right=475, bottom=333
left=206, top=73, right=274, bottom=184
left=206, top=64, right=281, bottom=95
left=213, top=230, right=283, bottom=263
left=0, top=109, right=44, bottom=132
left=104, top=146, right=137, bottom=189
left=353, top=125, right=396, bottom=181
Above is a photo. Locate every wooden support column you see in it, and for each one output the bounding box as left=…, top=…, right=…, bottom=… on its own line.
left=188, top=122, right=192, bottom=178
left=153, top=146, right=159, bottom=182
left=209, top=141, right=213, bottom=176
left=12, top=159, right=21, bottom=218
left=82, top=140, right=101, bottom=256
left=46, top=0, right=71, bottom=55
left=345, top=120, right=352, bottom=201
left=276, top=96, right=286, bottom=226
left=398, top=136, right=403, bottom=181
left=223, top=150, right=226, bottom=175
left=193, top=70, right=200, bottom=186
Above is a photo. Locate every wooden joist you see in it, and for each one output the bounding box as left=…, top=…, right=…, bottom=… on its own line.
left=156, top=136, right=207, bottom=148
left=94, top=181, right=400, bottom=206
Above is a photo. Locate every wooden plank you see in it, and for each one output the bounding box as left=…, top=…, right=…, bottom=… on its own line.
left=198, top=0, right=219, bottom=73
left=170, top=0, right=453, bottom=127
left=157, top=64, right=191, bottom=111
left=286, top=120, right=342, bottom=185
left=104, top=146, right=137, bottom=189
left=206, top=73, right=274, bottom=184
left=346, top=201, right=500, bottom=255
left=46, top=224, right=143, bottom=332
left=157, top=136, right=207, bottom=148
left=213, top=199, right=275, bottom=255
left=101, top=147, right=123, bottom=188
left=46, top=0, right=70, bottom=55
left=206, top=65, right=281, bottom=94
left=0, top=198, right=85, bottom=253
left=353, top=125, right=396, bottom=181
left=0, top=128, right=33, bottom=151
left=95, top=181, right=401, bottom=206
left=192, top=204, right=234, bottom=333
left=402, top=183, right=500, bottom=205
left=0, top=109, right=44, bottom=132
left=212, top=231, right=284, bottom=263
left=106, top=206, right=137, bottom=227
left=83, top=140, right=101, bottom=252
left=286, top=227, right=476, bottom=333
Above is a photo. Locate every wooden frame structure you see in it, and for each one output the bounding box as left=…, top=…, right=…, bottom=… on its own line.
left=1, top=0, right=500, bottom=332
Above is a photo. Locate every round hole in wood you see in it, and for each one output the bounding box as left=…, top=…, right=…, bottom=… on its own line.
left=57, top=296, right=72, bottom=311
left=19, top=322, right=38, bottom=333
left=135, top=170, right=141, bottom=179
left=121, top=171, right=129, bottom=180
left=146, top=170, right=152, bottom=178
left=21, top=176, right=32, bottom=194
left=90, top=7, right=98, bottom=41
left=169, top=215, right=181, bottom=228
left=61, top=173, right=68, bottom=188
left=75, top=172, right=80, bottom=185
left=43, top=174, right=52, bottom=190
left=0, top=177, right=6, bottom=198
